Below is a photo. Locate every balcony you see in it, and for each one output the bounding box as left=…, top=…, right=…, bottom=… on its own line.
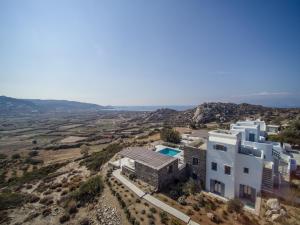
left=238, top=146, right=262, bottom=158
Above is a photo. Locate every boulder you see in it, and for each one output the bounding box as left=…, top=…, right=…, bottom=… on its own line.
left=271, top=213, right=281, bottom=222
left=266, top=198, right=280, bottom=211
left=265, top=210, right=273, bottom=217
left=280, top=208, right=287, bottom=217
left=207, top=212, right=215, bottom=221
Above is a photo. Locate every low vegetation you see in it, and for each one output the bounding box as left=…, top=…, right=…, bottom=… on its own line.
left=268, top=119, right=300, bottom=147
left=0, top=191, right=31, bottom=210
left=0, top=153, right=7, bottom=159
left=160, top=127, right=181, bottom=144
left=70, top=175, right=104, bottom=205
left=227, top=198, right=244, bottom=213
left=4, top=162, right=67, bottom=188
left=81, top=143, right=123, bottom=171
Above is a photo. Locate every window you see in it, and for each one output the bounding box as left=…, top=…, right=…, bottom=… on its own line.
left=244, top=167, right=249, bottom=174
left=211, top=180, right=224, bottom=195
left=214, top=181, right=222, bottom=193
left=213, top=144, right=227, bottom=151
left=224, top=165, right=231, bottom=175
left=168, top=165, right=173, bottom=174
left=192, top=157, right=199, bottom=165
left=211, top=162, right=217, bottom=171
left=192, top=172, right=198, bottom=180
left=249, top=133, right=255, bottom=142
left=243, top=185, right=252, bottom=195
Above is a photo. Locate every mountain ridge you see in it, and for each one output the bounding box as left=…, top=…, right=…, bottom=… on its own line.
left=141, top=102, right=300, bottom=127
left=0, top=96, right=113, bottom=115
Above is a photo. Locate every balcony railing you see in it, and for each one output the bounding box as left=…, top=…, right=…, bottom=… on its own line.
left=238, top=146, right=262, bottom=158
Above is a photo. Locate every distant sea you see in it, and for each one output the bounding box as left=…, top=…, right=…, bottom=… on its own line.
left=109, top=105, right=195, bottom=111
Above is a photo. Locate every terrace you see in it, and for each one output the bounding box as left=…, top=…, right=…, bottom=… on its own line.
left=238, top=145, right=262, bottom=158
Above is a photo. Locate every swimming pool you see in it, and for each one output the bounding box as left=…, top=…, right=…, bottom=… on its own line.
left=158, top=148, right=181, bottom=157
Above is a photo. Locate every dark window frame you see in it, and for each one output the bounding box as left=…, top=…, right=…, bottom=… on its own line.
left=211, top=162, right=217, bottom=171
left=214, top=144, right=227, bottom=151
left=168, top=165, right=173, bottom=174
left=192, top=157, right=199, bottom=165
left=244, top=167, right=249, bottom=174
left=224, top=165, right=231, bottom=175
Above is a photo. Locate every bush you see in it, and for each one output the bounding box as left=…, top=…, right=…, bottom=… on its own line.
left=227, top=198, right=244, bottom=213
left=192, top=203, right=200, bottom=211
left=0, top=153, right=7, bottom=159
left=11, top=153, right=20, bottom=159
left=187, top=209, right=193, bottom=215
left=59, top=214, right=70, bottom=223
left=67, top=200, right=78, bottom=214
left=183, top=178, right=199, bottom=195
left=40, top=196, right=54, bottom=205
left=129, top=174, right=137, bottom=180
left=25, top=157, right=43, bottom=165
left=170, top=218, right=182, bottom=225
left=160, top=128, right=181, bottom=144
left=79, top=218, right=91, bottom=225
left=29, top=194, right=40, bottom=203
left=0, top=192, right=30, bottom=210
left=147, top=213, right=154, bottom=219
left=4, top=162, right=67, bottom=188
left=28, top=150, right=39, bottom=157
left=80, top=144, right=89, bottom=157
left=177, top=196, right=187, bottom=205
left=71, top=175, right=103, bottom=205
left=81, top=144, right=123, bottom=171
left=141, top=209, right=146, bottom=214
left=150, top=207, right=157, bottom=214
left=42, top=208, right=51, bottom=217
left=160, top=211, right=169, bottom=224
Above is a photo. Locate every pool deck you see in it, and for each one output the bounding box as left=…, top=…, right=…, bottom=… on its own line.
left=155, top=144, right=184, bottom=166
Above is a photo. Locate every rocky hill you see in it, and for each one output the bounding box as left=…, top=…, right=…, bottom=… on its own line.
left=0, top=96, right=113, bottom=116
left=142, top=102, right=300, bottom=127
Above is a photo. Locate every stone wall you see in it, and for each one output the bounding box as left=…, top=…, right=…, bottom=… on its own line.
left=134, top=159, right=180, bottom=190
left=157, top=159, right=180, bottom=190
left=121, top=166, right=135, bottom=177
left=135, top=162, right=159, bottom=188
left=183, top=146, right=206, bottom=188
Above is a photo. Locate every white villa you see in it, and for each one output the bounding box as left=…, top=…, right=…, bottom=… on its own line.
left=206, top=119, right=296, bottom=207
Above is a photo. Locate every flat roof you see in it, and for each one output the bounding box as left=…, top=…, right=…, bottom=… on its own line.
left=119, top=147, right=177, bottom=170
left=209, top=129, right=239, bottom=136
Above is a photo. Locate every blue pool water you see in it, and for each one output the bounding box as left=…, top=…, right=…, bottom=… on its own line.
left=158, top=148, right=180, bottom=157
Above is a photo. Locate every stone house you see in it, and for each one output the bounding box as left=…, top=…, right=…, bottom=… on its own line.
left=117, top=147, right=185, bottom=190
left=183, top=146, right=206, bottom=188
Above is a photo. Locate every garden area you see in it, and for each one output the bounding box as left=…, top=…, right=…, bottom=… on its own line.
left=106, top=169, right=185, bottom=225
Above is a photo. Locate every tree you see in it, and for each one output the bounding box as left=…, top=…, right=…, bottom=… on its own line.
left=80, top=144, right=89, bottom=157
left=183, top=178, right=199, bottom=195
left=160, top=128, right=181, bottom=144
left=227, top=198, right=244, bottom=213
left=11, top=153, right=20, bottom=160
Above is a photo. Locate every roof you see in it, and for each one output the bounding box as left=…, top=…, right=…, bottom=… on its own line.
left=119, top=147, right=177, bottom=170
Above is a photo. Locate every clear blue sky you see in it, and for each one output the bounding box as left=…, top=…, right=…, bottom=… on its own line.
left=0, top=0, right=299, bottom=107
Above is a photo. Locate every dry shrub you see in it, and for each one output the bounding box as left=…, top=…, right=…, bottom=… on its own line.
left=67, top=199, right=78, bottom=214
left=59, top=214, right=70, bottom=224
left=42, top=208, right=52, bottom=217
left=39, top=196, right=54, bottom=205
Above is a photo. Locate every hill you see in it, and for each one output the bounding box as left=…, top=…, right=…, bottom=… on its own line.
left=142, top=102, right=300, bottom=127
left=0, top=96, right=113, bottom=116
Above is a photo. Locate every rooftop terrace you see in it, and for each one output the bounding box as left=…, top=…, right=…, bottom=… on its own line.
left=119, top=147, right=177, bottom=170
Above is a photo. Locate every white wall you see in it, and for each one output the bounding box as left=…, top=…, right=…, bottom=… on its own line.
left=206, top=133, right=240, bottom=199
left=235, top=153, right=263, bottom=197
left=243, top=141, right=273, bottom=161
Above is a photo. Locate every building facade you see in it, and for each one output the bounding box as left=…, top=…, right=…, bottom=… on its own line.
left=206, top=120, right=294, bottom=206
